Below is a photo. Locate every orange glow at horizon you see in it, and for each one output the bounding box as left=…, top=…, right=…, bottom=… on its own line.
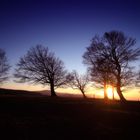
left=107, top=86, right=113, bottom=99
left=1, top=82, right=140, bottom=101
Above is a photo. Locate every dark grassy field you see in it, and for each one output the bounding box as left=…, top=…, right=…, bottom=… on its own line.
left=0, top=88, right=140, bottom=140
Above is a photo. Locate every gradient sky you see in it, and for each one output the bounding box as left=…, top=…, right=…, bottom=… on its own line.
left=1, top=0, right=140, bottom=99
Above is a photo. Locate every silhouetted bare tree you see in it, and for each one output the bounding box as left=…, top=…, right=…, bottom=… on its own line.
left=89, top=59, right=115, bottom=100
left=83, top=36, right=114, bottom=99
left=104, top=31, right=140, bottom=101
left=14, top=45, right=67, bottom=96
left=66, top=70, right=89, bottom=98
left=83, top=31, right=140, bottom=102
left=0, top=48, right=10, bottom=84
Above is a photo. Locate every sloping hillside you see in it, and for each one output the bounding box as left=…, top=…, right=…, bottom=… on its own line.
left=0, top=88, right=140, bottom=140
left=0, top=88, right=42, bottom=96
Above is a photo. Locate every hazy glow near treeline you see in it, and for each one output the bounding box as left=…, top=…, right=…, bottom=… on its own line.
left=2, top=82, right=140, bottom=101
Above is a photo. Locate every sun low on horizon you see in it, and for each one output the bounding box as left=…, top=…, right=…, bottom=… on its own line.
left=2, top=82, right=140, bottom=101
left=107, top=86, right=114, bottom=99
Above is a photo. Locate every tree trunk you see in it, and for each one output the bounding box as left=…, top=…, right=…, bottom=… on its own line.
left=81, top=90, right=86, bottom=98
left=116, top=78, right=126, bottom=102
left=104, top=81, right=108, bottom=100
left=50, top=82, right=57, bottom=97
left=112, top=86, right=115, bottom=100
left=116, top=87, right=126, bottom=102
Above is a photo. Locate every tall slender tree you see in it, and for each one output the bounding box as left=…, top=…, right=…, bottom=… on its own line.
left=83, top=31, right=140, bottom=102
left=83, top=36, right=114, bottom=100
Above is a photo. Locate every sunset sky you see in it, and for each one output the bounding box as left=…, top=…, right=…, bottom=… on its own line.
left=1, top=0, right=140, bottom=100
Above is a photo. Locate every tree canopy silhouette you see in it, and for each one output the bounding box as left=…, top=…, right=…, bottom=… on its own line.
left=83, top=31, right=140, bottom=102
left=89, top=57, right=115, bottom=100
left=66, top=70, right=89, bottom=98
left=14, top=45, right=67, bottom=96
left=0, top=48, right=10, bottom=84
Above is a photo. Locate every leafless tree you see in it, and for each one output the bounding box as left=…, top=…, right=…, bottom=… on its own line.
left=104, top=31, right=140, bottom=101
left=83, top=31, right=140, bottom=102
left=89, top=60, right=115, bottom=100
left=14, top=45, right=67, bottom=96
left=83, top=36, right=115, bottom=100
left=66, top=70, right=89, bottom=98
left=0, top=48, right=10, bottom=84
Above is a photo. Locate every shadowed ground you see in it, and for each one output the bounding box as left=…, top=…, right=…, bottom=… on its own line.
left=0, top=88, right=140, bottom=140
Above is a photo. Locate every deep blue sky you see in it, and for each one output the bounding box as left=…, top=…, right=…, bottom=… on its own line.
left=1, top=0, right=140, bottom=74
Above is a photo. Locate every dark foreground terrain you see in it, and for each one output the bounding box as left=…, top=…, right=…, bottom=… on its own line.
left=0, top=88, right=140, bottom=140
